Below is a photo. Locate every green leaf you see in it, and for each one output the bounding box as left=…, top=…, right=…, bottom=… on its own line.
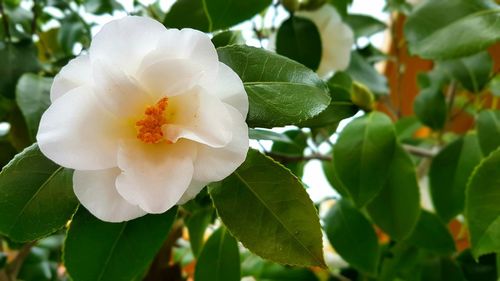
left=209, top=149, right=325, bottom=267
left=439, top=51, right=493, bottom=93
left=163, top=0, right=209, bottom=32
left=430, top=134, right=483, bottom=221
left=64, top=207, right=177, bottom=281
left=276, top=16, right=322, bottom=70
left=489, top=74, right=500, bottom=96
left=395, top=116, right=422, bottom=141
left=83, top=0, right=123, bottom=14
left=58, top=13, right=91, bottom=54
left=0, top=144, right=77, bottom=242
left=0, top=40, right=40, bottom=98
left=241, top=253, right=319, bottom=281
left=346, top=51, right=389, bottom=95
left=324, top=199, right=380, bottom=275
left=476, top=110, right=500, bottom=156
left=211, top=30, right=245, bottom=48
left=15, top=74, right=52, bottom=141
left=218, top=45, right=330, bottom=128
left=366, top=144, right=421, bottom=241
left=270, top=130, right=308, bottom=177
left=185, top=208, right=213, bottom=257
left=345, top=14, right=386, bottom=38
left=414, top=88, right=447, bottom=130
left=405, top=210, right=456, bottom=255
left=204, top=0, right=271, bottom=31
left=322, top=154, right=349, bottom=197
left=249, top=128, right=293, bottom=143
left=420, top=256, right=466, bottom=281
left=465, top=147, right=500, bottom=258
left=456, top=250, right=498, bottom=281
left=195, top=227, right=240, bottom=281
left=333, top=112, right=397, bottom=207
left=404, top=0, right=500, bottom=59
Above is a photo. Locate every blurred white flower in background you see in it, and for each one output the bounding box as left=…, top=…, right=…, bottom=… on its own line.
left=37, top=16, right=249, bottom=222
left=297, top=4, right=354, bottom=77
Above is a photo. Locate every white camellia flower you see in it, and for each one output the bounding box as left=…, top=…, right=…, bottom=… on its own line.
left=296, top=4, right=354, bottom=77
left=36, top=16, right=249, bottom=223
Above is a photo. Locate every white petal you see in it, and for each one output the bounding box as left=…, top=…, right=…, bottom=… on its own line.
left=92, top=59, right=153, bottom=118
left=177, top=179, right=208, bottom=205
left=140, top=28, right=219, bottom=85
left=116, top=140, right=196, bottom=214
left=89, top=16, right=166, bottom=76
left=37, top=86, right=120, bottom=170
left=51, top=55, right=92, bottom=101
left=138, top=58, right=205, bottom=98
left=317, top=21, right=354, bottom=76
left=192, top=105, right=249, bottom=183
left=73, top=168, right=146, bottom=222
left=297, top=4, right=341, bottom=29
left=162, top=91, right=233, bottom=148
left=206, top=62, right=248, bottom=117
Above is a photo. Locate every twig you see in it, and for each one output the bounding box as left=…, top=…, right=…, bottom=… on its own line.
left=0, top=0, right=11, bottom=42
left=266, top=152, right=332, bottom=162
left=5, top=241, right=36, bottom=280
left=402, top=144, right=437, bottom=158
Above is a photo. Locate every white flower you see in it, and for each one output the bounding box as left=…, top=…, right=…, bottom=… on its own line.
left=36, top=16, right=249, bottom=222
left=296, top=4, right=354, bottom=77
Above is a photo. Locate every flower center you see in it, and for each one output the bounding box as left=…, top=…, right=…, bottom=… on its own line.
left=135, top=97, right=169, bottom=144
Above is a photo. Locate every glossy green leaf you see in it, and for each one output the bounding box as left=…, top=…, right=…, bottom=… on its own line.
left=163, top=0, right=209, bottom=32
left=414, top=88, right=447, bottom=130
left=276, top=16, right=322, bottom=70
left=476, top=110, right=500, bottom=155
left=346, top=51, right=388, bottom=95
left=15, top=74, right=52, bottom=141
left=249, top=128, right=293, bottom=143
left=324, top=199, right=379, bottom=274
left=0, top=41, right=40, bottom=98
left=366, top=144, right=421, bottom=241
left=322, top=154, right=349, bottom=197
left=218, top=45, right=330, bottom=128
left=333, top=112, right=397, bottom=207
left=0, top=144, right=77, bottom=242
left=405, top=0, right=500, bottom=59
left=64, top=207, right=177, bottom=281
left=439, top=51, right=493, bottom=93
left=241, top=253, right=319, bottom=281
left=205, top=0, right=271, bottom=31
left=430, top=134, right=483, bottom=221
left=211, top=30, right=245, bottom=48
left=209, top=149, right=325, bottom=267
left=195, top=227, right=240, bottom=281
left=345, top=14, right=386, bottom=38
left=465, top=147, right=500, bottom=258
left=405, top=210, right=456, bottom=255
left=185, top=208, right=213, bottom=257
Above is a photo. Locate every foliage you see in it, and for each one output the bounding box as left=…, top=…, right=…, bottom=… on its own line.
left=0, top=0, right=499, bottom=280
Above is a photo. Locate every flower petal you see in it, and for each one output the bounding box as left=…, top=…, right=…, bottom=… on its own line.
left=51, top=55, right=92, bottom=101
left=116, top=140, right=196, bottom=214
left=192, top=105, right=249, bottom=183
left=317, top=20, right=354, bottom=75
left=92, top=59, right=153, bottom=118
left=140, top=28, right=219, bottom=85
left=162, top=91, right=233, bottom=148
left=73, top=168, right=146, bottom=222
left=37, top=86, right=120, bottom=170
left=177, top=179, right=207, bottom=205
left=138, top=58, right=205, bottom=98
left=89, top=16, right=166, bottom=76
left=207, top=62, right=248, bottom=117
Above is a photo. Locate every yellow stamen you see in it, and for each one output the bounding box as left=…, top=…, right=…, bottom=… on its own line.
left=136, top=97, right=169, bottom=144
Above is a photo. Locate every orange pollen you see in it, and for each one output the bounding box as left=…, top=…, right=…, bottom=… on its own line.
left=136, top=97, right=169, bottom=144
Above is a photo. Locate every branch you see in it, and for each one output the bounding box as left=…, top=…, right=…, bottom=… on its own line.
left=402, top=144, right=437, bottom=158
left=265, top=152, right=332, bottom=162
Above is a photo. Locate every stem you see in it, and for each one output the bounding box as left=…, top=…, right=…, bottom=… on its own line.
left=0, top=0, right=11, bottom=42
left=446, top=81, right=458, bottom=121
left=5, top=241, right=36, bottom=280
left=402, top=144, right=437, bottom=158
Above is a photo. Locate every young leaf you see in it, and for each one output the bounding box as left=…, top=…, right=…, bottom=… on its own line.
left=404, top=0, right=500, bottom=59
left=366, top=144, right=421, bottom=241
left=465, top=147, right=500, bottom=258
left=195, top=227, right=240, bottom=281
left=15, top=74, right=52, bottom=141
left=217, top=45, right=330, bottom=128
left=430, top=134, right=483, bottom=221
left=476, top=110, right=500, bottom=156
left=276, top=16, right=322, bottom=71
left=0, top=144, right=77, bottom=242
left=64, top=207, right=177, bottom=281
left=405, top=210, right=456, bottom=255
left=209, top=149, right=325, bottom=268
left=324, top=199, right=380, bottom=275
left=333, top=112, right=397, bottom=207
